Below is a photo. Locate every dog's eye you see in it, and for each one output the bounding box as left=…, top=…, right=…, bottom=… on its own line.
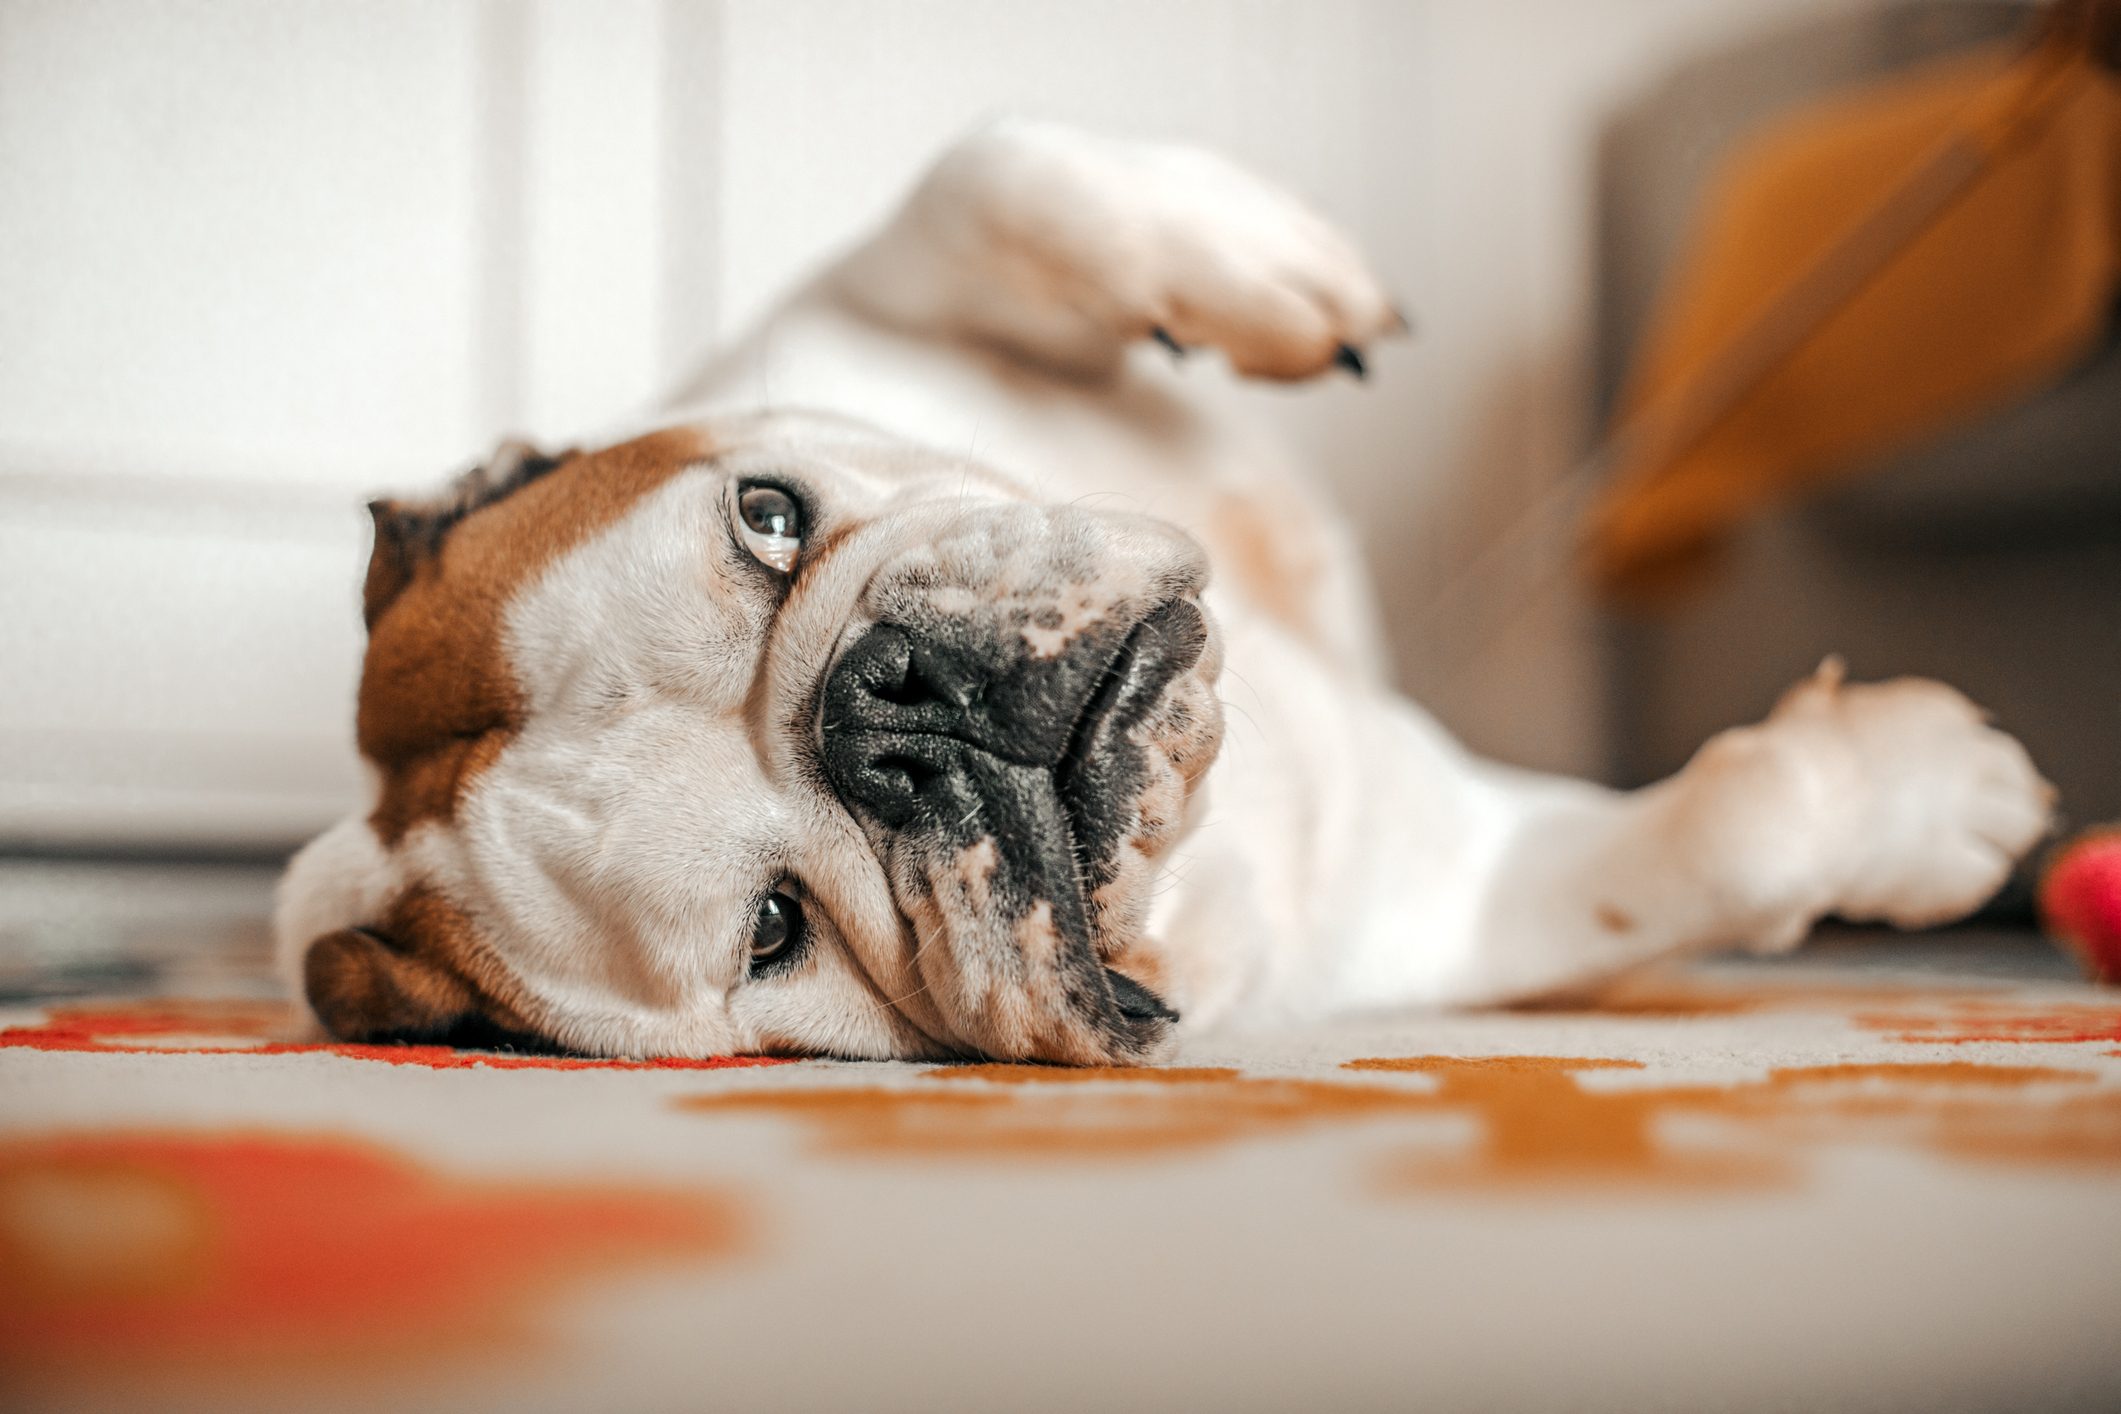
left=736, top=484, right=804, bottom=573
left=750, top=889, right=804, bottom=970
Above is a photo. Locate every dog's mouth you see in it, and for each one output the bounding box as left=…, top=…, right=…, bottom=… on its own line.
left=1051, top=602, right=1207, bottom=941
left=819, top=595, right=1218, bottom=1061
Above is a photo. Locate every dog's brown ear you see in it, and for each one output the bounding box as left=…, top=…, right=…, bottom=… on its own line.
left=361, top=439, right=577, bottom=629
left=362, top=501, right=429, bottom=630
left=302, top=926, right=482, bottom=1044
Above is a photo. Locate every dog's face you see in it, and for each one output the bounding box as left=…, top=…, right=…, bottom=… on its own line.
left=283, top=412, right=1224, bottom=1064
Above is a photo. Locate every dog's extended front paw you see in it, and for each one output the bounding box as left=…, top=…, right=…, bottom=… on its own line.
left=916, top=120, right=1402, bottom=381
left=1770, top=662, right=2055, bottom=928
left=1664, top=661, right=2053, bottom=953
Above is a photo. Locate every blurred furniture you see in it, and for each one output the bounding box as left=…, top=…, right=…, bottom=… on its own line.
left=1596, top=0, right=2121, bottom=836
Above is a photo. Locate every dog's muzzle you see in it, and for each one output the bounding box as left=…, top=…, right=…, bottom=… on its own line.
left=819, top=597, right=1207, bottom=1057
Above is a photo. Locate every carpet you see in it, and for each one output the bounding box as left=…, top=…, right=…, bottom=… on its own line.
left=3, top=937, right=2119, bottom=1413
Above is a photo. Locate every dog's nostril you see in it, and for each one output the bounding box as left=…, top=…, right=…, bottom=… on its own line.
left=868, top=641, right=980, bottom=713
left=874, top=753, right=942, bottom=795
left=873, top=664, right=941, bottom=709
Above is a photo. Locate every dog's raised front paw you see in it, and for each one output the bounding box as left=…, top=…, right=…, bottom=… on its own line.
left=917, top=119, right=1403, bottom=381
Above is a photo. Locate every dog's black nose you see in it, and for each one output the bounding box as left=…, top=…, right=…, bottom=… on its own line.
left=819, top=616, right=1133, bottom=828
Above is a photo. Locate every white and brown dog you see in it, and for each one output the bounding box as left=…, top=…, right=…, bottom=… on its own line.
left=276, top=121, right=2053, bottom=1064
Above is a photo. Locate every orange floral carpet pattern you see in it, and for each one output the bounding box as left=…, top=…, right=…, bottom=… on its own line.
left=4, top=962, right=2119, bottom=1413
left=0, top=999, right=791, bottom=1072
left=0, top=1132, right=743, bottom=1379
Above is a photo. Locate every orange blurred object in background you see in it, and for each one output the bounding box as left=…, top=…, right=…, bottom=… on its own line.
left=1589, top=2, right=2121, bottom=603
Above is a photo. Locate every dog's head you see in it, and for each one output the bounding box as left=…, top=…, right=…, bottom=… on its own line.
left=277, top=412, right=1224, bottom=1064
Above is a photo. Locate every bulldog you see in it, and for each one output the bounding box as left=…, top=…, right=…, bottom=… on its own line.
left=276, top=121, right=2053, bottom=1063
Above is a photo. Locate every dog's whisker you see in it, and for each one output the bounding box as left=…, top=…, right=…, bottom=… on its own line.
left=871, top=976, right=936, bottom=1016
left=1214, top=694, right=1266, bottom=740
left=1218, top=665, right=1271, bottom=713
left=868, top=920, right=939, bottom=1017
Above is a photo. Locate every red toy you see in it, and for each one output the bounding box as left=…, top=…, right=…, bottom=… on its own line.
left=2040, top=826, right=2121, bottom=985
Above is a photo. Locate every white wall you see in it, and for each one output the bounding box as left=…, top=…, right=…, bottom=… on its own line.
left=0, top=0, right=1871, bottom=850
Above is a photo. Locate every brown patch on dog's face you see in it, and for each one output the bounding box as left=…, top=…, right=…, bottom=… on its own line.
left=292, top=429, right=713, bottom=1051
left=357, top=427, right=711, bottom=846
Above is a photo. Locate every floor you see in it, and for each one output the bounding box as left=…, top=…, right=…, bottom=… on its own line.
left=2, top=859, right=2118, bottom=1413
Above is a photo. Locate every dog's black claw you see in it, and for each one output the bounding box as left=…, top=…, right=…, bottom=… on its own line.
left=1334, top=343, right=1367, bottom=379
left=1150, top=325, right=1186, bottom=358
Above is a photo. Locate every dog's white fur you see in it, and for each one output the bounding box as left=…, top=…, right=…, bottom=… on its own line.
left=279, top=121, right=2052, bottom=1057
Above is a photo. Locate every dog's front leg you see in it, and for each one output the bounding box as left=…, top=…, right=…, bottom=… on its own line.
left=826, top=119, right=1402, bottom=383
left=1436, top=665, right=2053, bottom=1005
